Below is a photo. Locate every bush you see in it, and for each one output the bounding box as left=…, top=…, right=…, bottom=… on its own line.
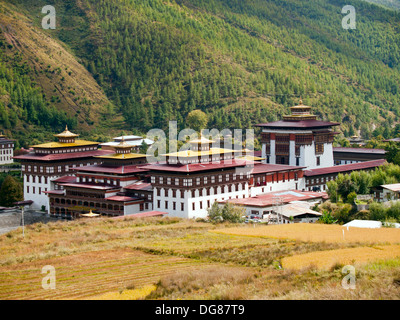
left=207, top=202, right=245, bottom=223
left=347, top=192, right=357, bottom=204
left=319, top=210, right=338, bottom=224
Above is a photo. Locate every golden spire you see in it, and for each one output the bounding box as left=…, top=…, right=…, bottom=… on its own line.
left=55, top=125, right=79, bottom=138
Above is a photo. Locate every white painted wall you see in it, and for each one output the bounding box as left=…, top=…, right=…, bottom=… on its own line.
left=153, top=184, right=249, bottom=219
left=250, top=177, right=306, bottom=197
left=0, top=146, right=13, bottom=165
left=24, top=175, right=54, bottom=211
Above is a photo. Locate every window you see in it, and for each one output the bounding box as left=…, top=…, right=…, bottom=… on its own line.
left=181, top=203, right=184, bottom=211
left=316, top=157, right=321, bottom=166
left=167, top=178, right=171, bottom=185
left=165, top=201, right=168, bottom=209
left=157, top=200, right=161, bottom=208
left=151, top=176, right=155, bottom=183
left=175, top=178, right=179, bottom=186
left=173, top=202, right=176, bottom=210
left=196, top=177, right=200, bottom=185
left=192, top=202, right=195, bottom=211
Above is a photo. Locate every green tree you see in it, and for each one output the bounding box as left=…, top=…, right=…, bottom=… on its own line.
left=186, top=109, right=208, bottom=133
left=0, top=175, right=23, bottom=207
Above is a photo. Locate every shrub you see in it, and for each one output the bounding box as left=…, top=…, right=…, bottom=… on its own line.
left=347, top=191, right=357, bottom=204
left=319, top=210, right=338, bottom=224
left=207, top=202, right=245, bottom=223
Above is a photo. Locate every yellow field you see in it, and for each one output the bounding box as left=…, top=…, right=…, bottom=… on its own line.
left=87, top=285, right=157, bottom=300
left=282, top=245, right=400, bottom=270
left=212, top=223, right=400, bottom=244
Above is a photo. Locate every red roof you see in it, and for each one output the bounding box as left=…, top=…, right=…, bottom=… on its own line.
left=60, top=183, right=120, bottom=191
left=304, top=159, right=386, bottom=177
left=252, top=163, right=305, bottom=174
left=333, top=147, right=386, bottom=155
left=125, top=182, right=152, bottom=191
left=13, top=150, right=114, bottom=162
left=113, top=211, right=168, bottom=219
left=53, top=176, right=77, bottom=183
left=74, top=164, right=149, bottom=174
left=145, top=159, right=250, bottom=173
left=256, top=119, right=340, bottom=129
left=220, top=190, right=328, bottom=208
left=44, top=190, right=65, bottom=195
left=106, top=196, right=142, bottom=202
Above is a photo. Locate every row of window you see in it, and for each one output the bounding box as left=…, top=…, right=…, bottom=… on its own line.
left=26, top=186, right=47, bottom=195
left=155, top=183, right=247, bottom=198
left=0, top=149, right=12, bottom=155
left=26, top=175, right=49, bottom=184
left=0, top=144, right=13, bottom=148
left=78, top=176, right=118, bottom=186
left=35, top=147, right=97, bottom=154
left=151, top=172, right=250, bottom=186
left=23, top=162, right=97, bottom=173
left=156, top=195, right=246, bottom=212
left=168, top=155, right=234, bottom=165
left=0, top=156, right=12, bottom=162
left=306, top=175, right=336, bottom=186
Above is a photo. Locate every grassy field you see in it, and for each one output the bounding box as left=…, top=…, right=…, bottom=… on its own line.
left=0, top=217, right=399, bottom=300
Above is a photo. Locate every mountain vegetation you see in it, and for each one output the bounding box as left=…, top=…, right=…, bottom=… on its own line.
left=2, top=0, right=400, bottom=146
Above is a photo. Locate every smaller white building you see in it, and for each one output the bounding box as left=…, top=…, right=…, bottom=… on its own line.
left=101, top=135, right=154, bottom=153
left=219, top=190, right=327, bottom=223
left=0, top=134, right=15, bottom=165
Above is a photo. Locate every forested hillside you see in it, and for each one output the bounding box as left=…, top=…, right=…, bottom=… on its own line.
left=362, top=0, right=400, bottom=10
left=2, top=0, right=400, bottom=146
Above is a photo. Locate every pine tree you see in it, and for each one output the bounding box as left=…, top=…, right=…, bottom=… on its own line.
left=0, top=175, right=23, bottom=207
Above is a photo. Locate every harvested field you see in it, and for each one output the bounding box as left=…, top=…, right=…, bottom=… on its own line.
left=0, top=249, right=215, bottom=300
left=282, top=245, right=400, bottom=270
left=212, top=224, right=400, bottom=244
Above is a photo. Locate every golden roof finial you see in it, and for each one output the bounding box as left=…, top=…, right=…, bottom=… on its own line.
left=299, top=97, right=303, bottom=105
left=54, top=125, right=79, bottom=138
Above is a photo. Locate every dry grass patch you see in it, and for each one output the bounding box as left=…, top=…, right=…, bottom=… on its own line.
left=212, top=224, right=400, bottom=244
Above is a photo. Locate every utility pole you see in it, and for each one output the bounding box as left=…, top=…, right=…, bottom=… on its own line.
left=14, top=200, right=33, bottom=239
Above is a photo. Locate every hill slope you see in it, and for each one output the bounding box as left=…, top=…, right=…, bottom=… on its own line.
left=362, top=0, right=400, bottom=10
left=2, top=0, right=400, bottom=145
left=0, top=1, right=123, bottom=147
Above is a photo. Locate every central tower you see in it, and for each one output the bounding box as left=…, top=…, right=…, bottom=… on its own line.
left=256, top=100, right=339, bottom=170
